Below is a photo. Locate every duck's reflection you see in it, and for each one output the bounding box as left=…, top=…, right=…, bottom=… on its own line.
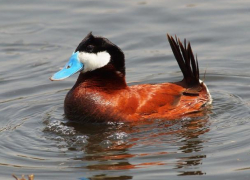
left=175, top=117, right=210, bottom=176
left=67, top=114, right=210, bottom=178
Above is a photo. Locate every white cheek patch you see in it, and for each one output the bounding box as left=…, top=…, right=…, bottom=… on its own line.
left=78, top=51, right=111, bottom=72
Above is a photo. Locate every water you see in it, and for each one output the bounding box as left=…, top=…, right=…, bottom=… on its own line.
left=1, top=0, right=250, bottom=179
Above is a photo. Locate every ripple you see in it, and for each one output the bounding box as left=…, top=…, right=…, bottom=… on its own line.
left=210, top=90, right=250, bottom=129
left=0, top=41, right=65, bottom=56
left=43, top=120, right=90, bottom=150
left=108, top=132, right=129, bottom=140
left=44, top=120, right=76, bottom=136
left=0, top=22, right=45, bottom=35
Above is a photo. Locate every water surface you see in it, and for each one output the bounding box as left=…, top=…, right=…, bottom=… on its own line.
left=1, top=0, right=250, bottom=179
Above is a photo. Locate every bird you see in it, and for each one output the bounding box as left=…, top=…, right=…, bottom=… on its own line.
left=50, top=32, right=212, bottom=122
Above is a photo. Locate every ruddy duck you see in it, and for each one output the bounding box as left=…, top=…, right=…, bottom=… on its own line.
left=50, top=33, right=211, bottom=122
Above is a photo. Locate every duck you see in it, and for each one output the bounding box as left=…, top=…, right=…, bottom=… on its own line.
left=50, top=32, right=212, bottom=122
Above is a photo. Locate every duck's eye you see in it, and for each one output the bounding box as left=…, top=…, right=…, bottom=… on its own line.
left=86, top=45, right=94, bottom=53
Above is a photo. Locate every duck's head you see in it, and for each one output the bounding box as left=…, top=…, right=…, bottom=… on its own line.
left=50, top=32, right=125, bottom=81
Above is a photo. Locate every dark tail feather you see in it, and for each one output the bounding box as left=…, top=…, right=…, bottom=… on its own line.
left=167, top=34, right=200, bottom=87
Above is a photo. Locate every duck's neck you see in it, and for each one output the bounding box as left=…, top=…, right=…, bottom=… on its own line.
left=73, top=66, right=127, bottom=91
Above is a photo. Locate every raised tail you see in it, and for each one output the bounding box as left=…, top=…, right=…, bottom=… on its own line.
left=167, top=34, right=200, bottom=88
